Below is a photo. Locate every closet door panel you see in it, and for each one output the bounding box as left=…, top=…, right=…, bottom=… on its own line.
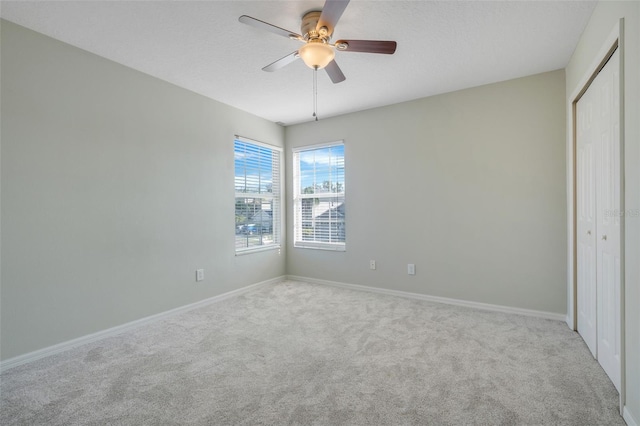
left=595, top=49, right=621, bottom=391
left=576, top=84, right=597, bottom=357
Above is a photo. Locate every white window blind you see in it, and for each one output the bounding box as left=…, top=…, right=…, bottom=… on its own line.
left=293, top=142, right=345, bottom=251
left=234, top=136, right=281, bottom=253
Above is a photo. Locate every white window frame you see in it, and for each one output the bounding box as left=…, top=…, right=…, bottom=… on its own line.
left=234, top=135, right=282, bottom=255
left=293, top=141, right=345, bottom=251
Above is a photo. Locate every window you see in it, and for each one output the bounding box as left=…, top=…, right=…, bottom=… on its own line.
left=234, top=136, right=281, bottom=253
left=293, top=142, right=345, bottom=251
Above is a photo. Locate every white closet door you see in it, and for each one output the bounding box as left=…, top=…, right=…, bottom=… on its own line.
left=575, top=48, right=621, bottom=392
left=576, top=76, right=597, bottom=357
left=595, top=49, right=621, bottom=392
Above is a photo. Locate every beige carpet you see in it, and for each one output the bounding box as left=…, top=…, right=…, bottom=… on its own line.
left=0, top=280, right=624, bottom=425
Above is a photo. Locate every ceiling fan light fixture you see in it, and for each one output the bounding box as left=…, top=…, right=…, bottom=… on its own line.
left=298, top=41, right=335, bottom=69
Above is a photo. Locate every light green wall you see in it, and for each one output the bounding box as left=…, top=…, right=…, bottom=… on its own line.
left=0, top=20, right=286, bottom=360
left=285, top=70, right=567, bottom=314
left=565, top=1, right=640, bottom=422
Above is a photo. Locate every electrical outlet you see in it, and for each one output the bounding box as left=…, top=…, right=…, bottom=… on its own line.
left=196, top=269, right=204, bottom=282
left=408, top=264, right=415, bottom=275
left=370, top=260, right=376, bottom=270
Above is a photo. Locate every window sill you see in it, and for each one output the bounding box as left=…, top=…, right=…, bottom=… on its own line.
left=235, top=245, right=281, bottom=256
left=294, top=242, right=346, bottom=252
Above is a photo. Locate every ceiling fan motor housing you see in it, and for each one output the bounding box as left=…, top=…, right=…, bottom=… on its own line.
left=301, top=11, right=329, bottom=41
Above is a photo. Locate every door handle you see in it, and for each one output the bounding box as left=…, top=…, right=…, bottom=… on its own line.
left=587, top=230, right=591, bottom=235
left=602, top=235, right=607, bottom=241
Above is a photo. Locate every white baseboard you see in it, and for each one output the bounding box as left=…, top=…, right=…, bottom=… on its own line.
left=625, top=406, right=639, bottom=426
left=287, top=275, right=566, bottom=322
left=0, top=275, right=286, bottom=373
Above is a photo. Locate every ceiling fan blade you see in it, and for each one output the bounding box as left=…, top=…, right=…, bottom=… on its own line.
left=317, top=0, right=350, bottom=36
left=239, top=15, right=303, bottom=40
left=262, top=51, right=300, bottom=72
left=335, top=40, right=397, bottom=54
left=325, top=60, right=346, bottom=84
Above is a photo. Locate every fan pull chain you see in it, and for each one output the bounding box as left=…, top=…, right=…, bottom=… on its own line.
left=313, top=66, right=319, bottom=121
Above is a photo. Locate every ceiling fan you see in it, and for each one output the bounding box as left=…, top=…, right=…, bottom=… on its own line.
left=239, top=0, right=397, bottom=84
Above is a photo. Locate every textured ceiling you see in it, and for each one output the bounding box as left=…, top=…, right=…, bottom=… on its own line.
left=0, top=0, right=596, bottom=125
